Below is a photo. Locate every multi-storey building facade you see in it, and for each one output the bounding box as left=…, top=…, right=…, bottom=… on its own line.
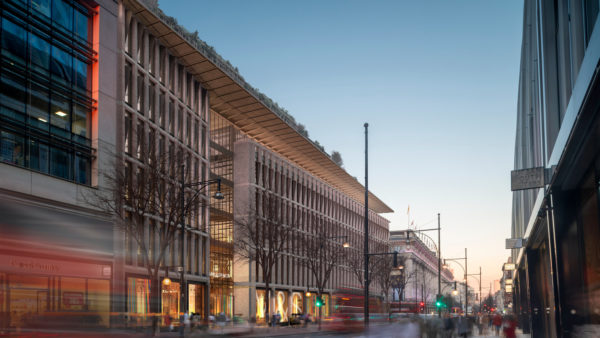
left=233, top=139, right=391, bottom=322
left=511, top=1, right=600, bottom=337
left=389, top=230, right=454, bottom=313
left=118, top=0, right=212, bottom=320
left=0, top=0, right=394, bottom=329
left=0, top=0, right=116, bottom=329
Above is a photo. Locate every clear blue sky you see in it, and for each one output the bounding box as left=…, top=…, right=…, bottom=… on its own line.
left=159, top=0, right=524, bottom=292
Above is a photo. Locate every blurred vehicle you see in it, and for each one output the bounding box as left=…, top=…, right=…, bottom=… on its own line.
left=324, top=313, right=365, bottom=333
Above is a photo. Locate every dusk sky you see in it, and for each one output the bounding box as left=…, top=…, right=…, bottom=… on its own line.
left=159, top=0, right=524, bottom=293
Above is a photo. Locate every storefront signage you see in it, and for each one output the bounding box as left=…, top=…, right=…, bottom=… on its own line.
left=504, top=263, right=516, bottom=271
left=506, top=238, right=525, bottom=249
left=505, top=279, right=513, bottom=285
left=0, top=254, right=111, bottom=279
left=505, top=285, right=513, bottom=293
left=63, top=292, right=84, bottom=306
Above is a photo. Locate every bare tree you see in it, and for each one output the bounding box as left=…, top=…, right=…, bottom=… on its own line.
left=300, top=221, right=347, bottom=329
left=347, top=249, right=378, bottom=289
left=233, top=191, right=291, bottom=324
left=84, top=149, right=205, bottom=330
left=391, top=256, right=414, bottom=314
left=373, top=254, right=395, bottom=316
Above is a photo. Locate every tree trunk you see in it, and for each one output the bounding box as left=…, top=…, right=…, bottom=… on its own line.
left=265, top=280, right=270, bottom=326
left=151, top=272, right=161, bottom=336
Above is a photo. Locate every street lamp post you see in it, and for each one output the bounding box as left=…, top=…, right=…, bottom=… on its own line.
left=466, top=267, right=482, bottom=313
left=179, top=164, right=223, bottom=316
left=444, top=248, right=468, bottom=315
left=363, top=123, right=369, bottom=326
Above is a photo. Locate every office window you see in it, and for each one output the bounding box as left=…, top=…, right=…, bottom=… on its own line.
left=124, top=113, right=132, bottom=154
left=52, top=0, right=73, bottom=31
left=137, top=73, right=144, bottom=113
left=136, top=120, right=144, bottom=160
left=31, top=0, right=51, bottom=17
left=0, top=131, right=25, bottom=166
left=29, top=32, right=50, bottom=73
left=1, top=19, right=27, bottom=63
left=124, top=62, right=132, bottom=104
left=74, top=8, right=89, bottom=42
left=159, top=46, right=166, bottom=84
left=169, top=100, right=175, bottom=135
left=159, top=91, right=165, bottom=128
left=148, top=38, right=155, bottom=74
left=137, top=24, right=144, bottom=65
left=0, top=1, right=93, bottom=184
left=148, top=83, right=155, bottom=121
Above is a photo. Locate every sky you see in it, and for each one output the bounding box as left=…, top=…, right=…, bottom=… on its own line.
left=159, top=0, right=524, bottom=294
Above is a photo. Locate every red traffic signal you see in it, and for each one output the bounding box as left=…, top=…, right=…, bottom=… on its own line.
left=419, top=302, right=425, bottom=307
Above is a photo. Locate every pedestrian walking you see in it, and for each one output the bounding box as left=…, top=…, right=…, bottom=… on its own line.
left=503, top=315, right=517, bottom=338
left=493, top=312, right=503, bottom=336
left=457, top=316, right=469, bottom=337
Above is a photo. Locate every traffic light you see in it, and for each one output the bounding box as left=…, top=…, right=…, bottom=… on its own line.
left=436, top=295, right=444, bottom=308
left=316, top=296, right=323, bottom=307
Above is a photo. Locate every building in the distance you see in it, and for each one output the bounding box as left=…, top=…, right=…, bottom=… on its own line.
left=511, top=1, right=600, bottom=336
left=390, top=230, right=454, bottom=313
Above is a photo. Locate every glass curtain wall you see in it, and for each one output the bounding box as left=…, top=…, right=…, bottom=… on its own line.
left=209, top=111, right=238, bottom=317
left=0, top=0, right=94, bottom=184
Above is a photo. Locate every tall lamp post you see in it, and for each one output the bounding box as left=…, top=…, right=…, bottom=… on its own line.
left=444, top=248, right=468, bottom=314
left=179, top=164, right=224, bottom=316
left=363, top=123, right=369, bottom=326
left=466, top=267, right=482, bottom=313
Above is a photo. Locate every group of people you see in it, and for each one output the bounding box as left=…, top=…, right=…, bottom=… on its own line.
left=419, top=312, right=517, bottom=337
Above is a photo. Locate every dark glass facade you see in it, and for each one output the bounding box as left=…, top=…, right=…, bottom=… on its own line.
left=0, top=0, right=93, bottom=184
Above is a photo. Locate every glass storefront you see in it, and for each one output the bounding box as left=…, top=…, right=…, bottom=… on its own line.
left=274, top=290, right=289, bottom=322
left=291, top=292, right=303, bottom=315
left=3, top=274, right=109, bottom=329
left=127, top=277, right=150, bottom=316
left=188, top=283, right=205, bottom=317
left=162, top=281, right=180, bottom=317
left=256, top=289, right=267, bottom=323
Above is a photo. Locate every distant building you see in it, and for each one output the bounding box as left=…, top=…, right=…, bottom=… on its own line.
left=389, top=230, right=454, bottom=313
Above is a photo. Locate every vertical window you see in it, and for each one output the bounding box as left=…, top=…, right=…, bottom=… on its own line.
left=1, top=72, right=27, bottom=120
left=136, top=120, right=144, bottom=160
left=186, top=113, right=191, bottom=146
left=52, top=0, right=73, bottom=31
left=148, top=38, right=155, bottom=74
left=193, top=81, right=200, bottom=113
left=31, top=0, right=51, bottom=17
left=29, top=139, right=49, bottom=173
left=51, top=46, right=72, bottom=84
left=137, top=73, right=144, bottom=113
left=0, top=131, right=25, bottom=166
left=74, top=9, right=89, bottom=42
left=201, top=126, right=206, bottom=157
left=137, top=24, right=144, bottom=65
left=50, top=94, right=71, bottom=134
left=169, top=57, right=175, bottom=92
left=148, top=128, right=156, bottom=164
left=75, top=152, right=90, bottom=184
left=1, top=19, right=27, bottom=63
left=50, top=146, right=70, bottom=179
left=74, top=58, right=89, bottom=92
left=178, top=65, right=184, bottom=96
left=177, top=107, right=183, bottom=140
left=193, top=120, right=198, bottom=151
left=186, top=74, right=192, bottom=107
left=28, top=83, right=50, bottom=130
left=124, top=62, right=132, bottom=104
left=29, top=32, right=51, bottom=73
left=124, top=113, right=132, bottom=154
left=159, top=91, right=165, bottom=128
left=159, top=46, right=166, bottom=84
left=148, top=83, right=155, bottom=121
left=169, top=100, right=175, bottom=135
left=72, top=104, right=89, bottom=139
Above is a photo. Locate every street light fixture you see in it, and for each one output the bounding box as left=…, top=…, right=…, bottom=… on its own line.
left=445, top=248, right=469, bottom=315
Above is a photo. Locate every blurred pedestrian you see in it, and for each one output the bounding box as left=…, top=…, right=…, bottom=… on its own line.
left=503, top=315, right=517, bottom=338
left=457, top=316, right=469, bottom=337
left=493, top=312, right=503, bottom=336
left=443, top=314, right=455, bottom=338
